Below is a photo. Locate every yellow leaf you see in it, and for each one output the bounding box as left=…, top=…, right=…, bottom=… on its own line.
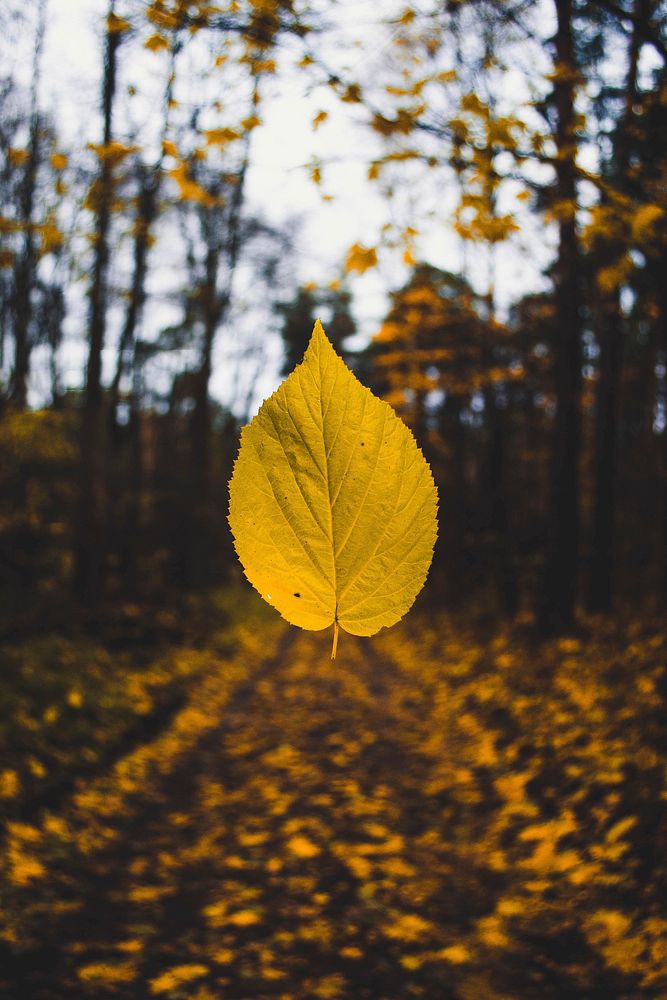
left=146, top=5, right=179, bottom=29
left=606, top=816, right=637, bottom=843
left=384, top=913, right=433, bottom=941
left=287, top=834, right=320, bottom=858
left=50, top=152, right=68, bottom=170
left=341, top=83, right=363, bottom=103
left=228, top=321, right=438, bottom=655
left=400, top=955, right=424, bottom=970
left=37, top=217, right=64, bottom=255
left=437, top=944, right=471, bottom=963
left=78, top=962, right=137, bottom=984
left=228, top=909, right=260, bottom=926
left=8, top=148, right=28, bottom=166
left=149, top=964, right=208, bottom=994
left=145, top=32, right=169, bottom=52
left=248, top=58, right=276, bottom=74
left=107, top=12, right=131, bottom=33
left=371, top=110, right=417, bottom=137
left=631, top=202, right=664, bottom=244
left=87, top=141, right=138, bottom=163
left=168, top=164, right=219, bottom=205
left=0, top=769, right=20, bottom=798
left=345, top=243, right=378, bottom=274
left=204, top=127, right=241, bottom=146
left=67, top=688, right=83, bottom=708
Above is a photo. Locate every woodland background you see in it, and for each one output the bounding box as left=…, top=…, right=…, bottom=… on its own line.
left=1, top=1, right=666, bottom=998
left=0, top=0, right=666, bottom=629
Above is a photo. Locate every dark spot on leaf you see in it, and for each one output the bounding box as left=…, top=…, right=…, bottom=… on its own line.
left=361, top=441, right=365, bottom=446
left=294, top=592, right=301, bottom=598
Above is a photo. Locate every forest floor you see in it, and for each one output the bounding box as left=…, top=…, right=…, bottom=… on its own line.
left=1, top=593, right=666, bottom=1000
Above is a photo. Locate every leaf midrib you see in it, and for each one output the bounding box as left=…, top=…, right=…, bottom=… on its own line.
left=312, top=342, right=338, bottom=619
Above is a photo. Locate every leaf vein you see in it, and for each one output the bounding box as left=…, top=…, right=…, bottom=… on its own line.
left=330, top=392, right=369, bottom=510
left=334, top=407, right=388, bottom=560
left=337, top=434, right=409, bottom=603
left=248, top=433, right=329, bottom=584
left=340, top=508, right=433, bottom=616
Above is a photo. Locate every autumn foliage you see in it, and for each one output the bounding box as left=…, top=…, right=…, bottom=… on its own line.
left=1, top=602, right=666, bottom=997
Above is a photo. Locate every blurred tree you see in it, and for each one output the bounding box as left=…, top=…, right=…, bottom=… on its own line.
left=371, top=263, right=521, bottom=610
left=537, top=0, right=584, bottom=633
left=69, top=0, right=316, bottom=599
left=108, top=38, right=182, bottom=441
left=74, top=0, right=122, bottom=603
left=277, top=285, right=319, bottom=376
left=633, top=69, right=667, bottom=597
left=347, top=0, right=665, bottom=624
left=277, top=284, right=356, bottom=376
left=583, top=0, right=648, bottom=612
left=6, top=0, right=47, bottom=409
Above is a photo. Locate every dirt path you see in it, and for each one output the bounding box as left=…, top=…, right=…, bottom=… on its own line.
left=2, top=620, right=665, bottom=999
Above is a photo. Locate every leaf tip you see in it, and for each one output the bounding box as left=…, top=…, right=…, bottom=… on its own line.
left=306, top=317, right=338, bottom=369
left=312, top=316, right=327, bottom=344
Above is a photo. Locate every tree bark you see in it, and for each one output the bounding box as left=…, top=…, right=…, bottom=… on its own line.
left=109, top=42, right=179, bottom=439
left=438, top=392, right=468, bottom=604
left=539, top=0, right=583, bottom=633
left=587, top=296, right=622, bottom=611
left=108, top=173, right=157, bottom=438
left=190, top=240, right=221, bottom=502
left=660, top=252, right=667, bottom=600
left=587, top=0, right=642, bottom=613
left=190, top=136, right=250, bottom=498
left=8, top=0, right=46, bottom=409
left=74, top=0, right=119, bottom=602
left=486, top=390, right=519, bottom=616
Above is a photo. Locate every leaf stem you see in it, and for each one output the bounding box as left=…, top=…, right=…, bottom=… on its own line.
left=331, top=620, right=339, bottom=660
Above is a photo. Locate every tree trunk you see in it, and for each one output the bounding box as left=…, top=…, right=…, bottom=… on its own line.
left=8, top=0, right=46, bottom=409
left=539, top=0, right=583, bottom=634
left=486, top=390, right=518, bottom=616
left=118, top=367, right=144, bottom=594
left=438, top=392, right=468, bottom=604
left=187, top=136, right=251, bottom=588
left=108, top=175, right=157, bottom=439
left=109, top=42, right=179, bottom=439
left=74, top=0, right=119, bottom=602
left=587, top=298, right=622, bottom=611
left=190, top=243, right=220, bottom=503
left=587, top=0, right=642, bottom=613
left=660, top=253, right=667, bottom=600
